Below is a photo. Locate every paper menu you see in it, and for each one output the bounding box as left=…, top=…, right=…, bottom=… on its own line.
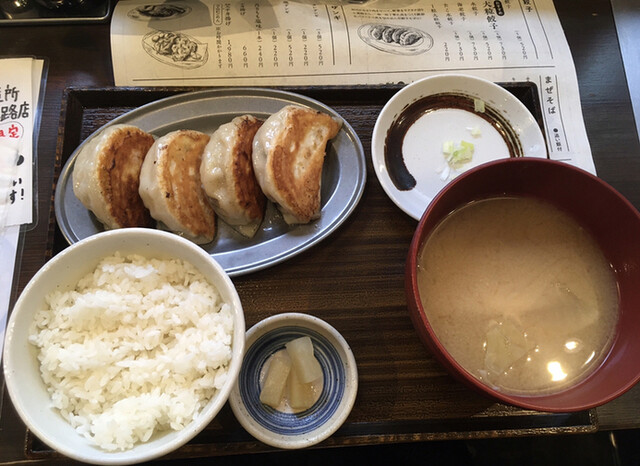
left=0, top=56, right=45, bottom=359
left=112, top=0, right=554, bottom=82
left=111, top=0, right=594, bottom=173
left=0, top=57, right=45, bottom=228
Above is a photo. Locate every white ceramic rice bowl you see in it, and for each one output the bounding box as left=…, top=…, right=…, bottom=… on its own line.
left=2, top=228, right=246, bottom=465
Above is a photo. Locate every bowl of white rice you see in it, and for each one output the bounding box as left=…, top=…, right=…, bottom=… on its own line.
left=2, top=228, right=245, bottom=465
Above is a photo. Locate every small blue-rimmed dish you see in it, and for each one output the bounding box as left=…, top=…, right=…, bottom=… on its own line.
left=229, top=313, right=358, bottom=449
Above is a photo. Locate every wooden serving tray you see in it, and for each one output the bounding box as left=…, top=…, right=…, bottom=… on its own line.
left=31, top=84, right=595, bottom=459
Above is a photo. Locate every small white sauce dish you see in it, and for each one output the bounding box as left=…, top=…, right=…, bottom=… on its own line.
left=371, top=73, right=548, bottom=220
left=229, top=312, right=358, bottom=449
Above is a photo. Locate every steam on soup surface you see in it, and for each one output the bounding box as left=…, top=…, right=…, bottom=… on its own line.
left=417, top=196, right=619, bottom=394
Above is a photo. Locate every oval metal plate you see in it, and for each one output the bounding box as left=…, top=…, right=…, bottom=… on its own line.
left=55, top=88, right=366, bottom=277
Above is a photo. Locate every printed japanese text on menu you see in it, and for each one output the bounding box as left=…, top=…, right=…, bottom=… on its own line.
left=0, top=58, right=42, bottom=227
left=111, top=0, right=593, bottom=173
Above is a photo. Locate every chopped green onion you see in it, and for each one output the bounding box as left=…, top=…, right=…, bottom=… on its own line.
left=439, top=139, right=475, bottom=180
left=442, top=140, right=454, bottom=155
left=449, top=140, right=474, bottom=168
left=474, top=98, right=485, bottom=113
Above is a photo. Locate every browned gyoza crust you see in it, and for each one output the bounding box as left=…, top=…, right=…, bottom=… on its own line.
left=155, top=130, right=215, bottom=240
left=268, top=108, right=341, bottom=223
left=231, top=117, right=265, bottom=221
left=97, top=127, right=155, bottom=228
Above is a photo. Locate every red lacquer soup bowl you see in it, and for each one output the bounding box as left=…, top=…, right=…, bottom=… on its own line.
left=405, top=158, right=640, bottom=412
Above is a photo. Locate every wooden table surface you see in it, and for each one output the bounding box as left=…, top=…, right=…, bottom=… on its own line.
left=1, top=0, right=639, bottom=462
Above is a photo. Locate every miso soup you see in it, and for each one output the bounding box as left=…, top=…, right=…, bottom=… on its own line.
left=417, top=196, right=619, bottom=394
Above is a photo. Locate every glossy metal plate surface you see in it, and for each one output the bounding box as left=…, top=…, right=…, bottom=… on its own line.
left=55, top=88, right=366, bottom=276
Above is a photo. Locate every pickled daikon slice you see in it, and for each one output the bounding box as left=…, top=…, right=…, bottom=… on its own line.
left=286, top=336, right=323, bottom=383
left=259, top=349, right=292, bottom=408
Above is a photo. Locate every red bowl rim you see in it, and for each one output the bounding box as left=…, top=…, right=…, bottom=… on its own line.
left=406, top=157, right=640, bottom=412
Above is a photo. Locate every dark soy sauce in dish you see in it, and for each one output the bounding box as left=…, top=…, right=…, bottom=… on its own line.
left=384, top=93, right=523, bottom=191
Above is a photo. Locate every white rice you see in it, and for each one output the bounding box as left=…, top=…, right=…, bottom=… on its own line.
left=28, top=253, right=234, bottom=452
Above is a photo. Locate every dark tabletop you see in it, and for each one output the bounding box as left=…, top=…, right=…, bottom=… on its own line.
left=1, top=0, right=639, bottom=463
